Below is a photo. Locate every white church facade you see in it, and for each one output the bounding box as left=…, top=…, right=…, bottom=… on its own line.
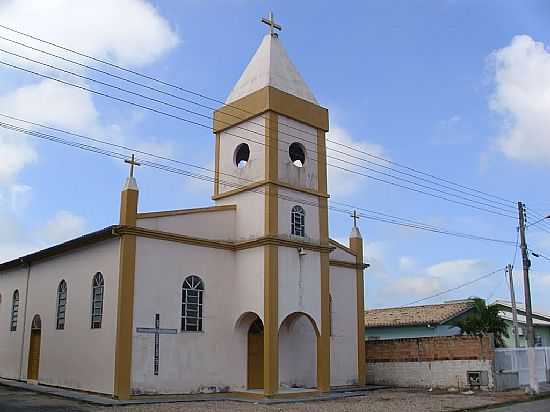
left=0, top=22, right=367, bottom=400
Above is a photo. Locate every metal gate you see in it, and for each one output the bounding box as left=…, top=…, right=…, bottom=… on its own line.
left=495, top=348, right=550, bottom=386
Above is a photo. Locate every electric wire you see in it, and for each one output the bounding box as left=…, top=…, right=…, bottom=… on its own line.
left=0, top=34, right=523, bottom=213
left=0, top=24, right=523, bottom=210
left=0, top=119, right=518, bottom=246
left=0, top=58, right=520, bottom=220
left=403, top=267, right=506, bottom=306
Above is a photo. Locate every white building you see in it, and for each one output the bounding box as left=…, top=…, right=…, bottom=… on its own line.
left=0, top=25, right=367, bottom=399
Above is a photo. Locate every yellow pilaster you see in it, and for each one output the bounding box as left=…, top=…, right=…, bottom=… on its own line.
left=350, top=234, right=366, bottom=385
left=317, top=129, right=331, bottom=392
left=114, top=182, right=138, bottom=399
left=263, top=111, right=279, bottom=396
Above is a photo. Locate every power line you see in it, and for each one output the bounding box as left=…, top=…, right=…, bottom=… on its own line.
left=0, top=119, right=517, bottom=246
left=0, top=24, right=522, bottom=210
left=0, top=34, right=522, bottom=214
left=0, top=59, right=519, bottom=220
left=403, top=267, right=505, bottom=306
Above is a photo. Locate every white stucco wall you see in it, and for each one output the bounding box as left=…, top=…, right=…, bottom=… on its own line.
left=0, top=267, right=30, bottom=380
left=132, top=237, right=264, bottom=394
left=330, top=266, right=359, bottom=386
left=0, top=239, right=121, bottom=394
left=216, top=191, right=265, bottom=240
left=329, top=242, right=357, bottom=263
left=277, top=189, right=320, bottom=242
left=278, top=115, right=318, bottom=191
left=218, top=116, right=265, bottom=195
left=278, top=247, right=321, bottom=330
left=137, top=208, right=236, bottom=241
left=279, top=314, right=317, bottom=388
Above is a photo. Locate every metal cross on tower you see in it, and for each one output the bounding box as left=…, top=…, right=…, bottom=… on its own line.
left=261, top=11, right=282, bottom=37
left=124, top=154, right=141, bottom=178
left=136, top=314, right=177, bottom=375
left=351, top=210, right=360, bottom=228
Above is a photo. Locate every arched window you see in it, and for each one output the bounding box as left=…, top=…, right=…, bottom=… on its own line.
left=56, top=280, right=67, bottom=330
left=289, top=142, right=306, bottom=167
left=91, top=273, right=104, bottom=329
left=291, top=205, right=305, bottom=237
left=234, top=143, right=250, bottom=168
left=182, top=275, right=204, bottom=332
left=10, top=290, right=19, bottom=332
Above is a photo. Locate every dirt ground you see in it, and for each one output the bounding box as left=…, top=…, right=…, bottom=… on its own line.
left=107, top=389, right=531, bottom=412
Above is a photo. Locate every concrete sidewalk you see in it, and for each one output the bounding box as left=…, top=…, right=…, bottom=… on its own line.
left=0, top=378, right=386, bottom=406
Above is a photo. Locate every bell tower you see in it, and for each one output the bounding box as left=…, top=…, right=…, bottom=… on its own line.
left=212, top=14, right=331, bottom=395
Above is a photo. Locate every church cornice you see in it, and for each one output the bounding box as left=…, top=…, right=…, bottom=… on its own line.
left=114, top=226, right=335, bottom=253
left=136, top=204, right=236, bottom=219
left=213, top=86, right=329, bottom=133
left=212, top=179, right=330, bottom=201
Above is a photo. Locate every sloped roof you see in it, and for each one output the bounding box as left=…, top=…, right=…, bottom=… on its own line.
left=365, top=301, right=475, bottom=328
left=226, top=34, right=317, bottom=104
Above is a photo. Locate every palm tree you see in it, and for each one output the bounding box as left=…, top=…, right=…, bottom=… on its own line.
left=452, top=298, right=509, bottom=347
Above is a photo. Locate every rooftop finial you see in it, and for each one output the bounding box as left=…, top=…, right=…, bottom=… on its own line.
left=124, top=154, right=141, bottom=178
left=261, top=11, right=282, bottom=38
left=351, top=210, right=360, bottom=228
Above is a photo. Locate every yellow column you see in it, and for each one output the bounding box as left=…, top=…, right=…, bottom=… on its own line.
left=350, top=230, right=366, bottom=386
left=263, top=112, right=279, bottom=396
left=114, top=178, right=138, bottom=399
left=317, top=130, right=331, bottom=392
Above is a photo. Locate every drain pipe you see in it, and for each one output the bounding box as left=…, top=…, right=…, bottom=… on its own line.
left=18, top=259, right=31, bottom=381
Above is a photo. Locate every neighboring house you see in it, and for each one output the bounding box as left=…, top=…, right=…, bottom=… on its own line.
left=491, top=300, right=550, bottom=347
left=364, top=300, right=476, bottom=340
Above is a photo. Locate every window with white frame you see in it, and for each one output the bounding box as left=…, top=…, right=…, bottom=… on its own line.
left=10, top=290, right=19, bottom=332
left=91, top=272, right=104, bottom=329
left=56, top=280, right=67, bottom=330
left=181, top=275, right=204, bottom=332
left=291, top=205, right=305, bottom=237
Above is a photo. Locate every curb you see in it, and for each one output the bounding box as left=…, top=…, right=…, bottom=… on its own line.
left=456, top=392, right=550, bottom=411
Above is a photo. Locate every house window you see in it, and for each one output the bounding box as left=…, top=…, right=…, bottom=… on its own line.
left=535, top=335, right=543, bottom=347
left=182, top=275, right=204, bottom=332
left=91, top=272, right=104, bottom=329
left=56, top=280, right=67, bottom=330
left=10, top=290, right=19, bottom=332
left=291, top=205, right=305, bottom=237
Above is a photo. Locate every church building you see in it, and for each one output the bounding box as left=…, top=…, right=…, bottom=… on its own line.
left=0, top=17, right=367, bottom=399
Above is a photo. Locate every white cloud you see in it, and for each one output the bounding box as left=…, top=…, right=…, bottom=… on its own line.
left=0, top=0, right=179, bottom=68
left=379, top=258, right=489, bottom=304
left=489, top=35, right=550, bottom=164
left=326, top=125, right=386, bottom=197
left=399, top=256, right=417, bottom=272
left=40, top=210, right=86, bottom=244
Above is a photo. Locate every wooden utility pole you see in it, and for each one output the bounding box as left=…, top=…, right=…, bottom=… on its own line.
left=506, top=264, right=520, bottom=348
left=518, top=201, right=538, bottom=394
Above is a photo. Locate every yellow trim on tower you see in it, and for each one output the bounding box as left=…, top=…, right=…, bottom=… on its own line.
left=350, top=236, right=366, bottom=386
left=212, top=179, right=329, bottom=201
left=213, top=86, right=329, bottom=133
left=113, top=186, right=139, bottom=399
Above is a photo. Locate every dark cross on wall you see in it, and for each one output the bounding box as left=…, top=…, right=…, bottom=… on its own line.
left=136, top=314, right=177, bottom=375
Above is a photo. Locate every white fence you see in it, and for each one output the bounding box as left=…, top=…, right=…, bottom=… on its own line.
left=495, top=347, right=550, bottom=386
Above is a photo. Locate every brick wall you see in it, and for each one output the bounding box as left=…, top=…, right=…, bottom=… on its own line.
left=366, top=335, right=494, bottom=363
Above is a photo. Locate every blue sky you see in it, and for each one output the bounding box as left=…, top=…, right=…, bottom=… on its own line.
left=0, top=0, right=549, bottom=311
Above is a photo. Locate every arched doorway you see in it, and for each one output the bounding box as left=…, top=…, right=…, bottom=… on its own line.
left=27, top=314, right=42, bottom=381
left=247, top=317, right=264, bottom=389
left=279, top=312, right=319, bottom=389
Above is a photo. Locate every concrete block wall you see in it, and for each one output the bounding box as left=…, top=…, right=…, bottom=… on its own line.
left=367, top=360, right=494, bottom=390
left=365, top=335, right=495, bottom=390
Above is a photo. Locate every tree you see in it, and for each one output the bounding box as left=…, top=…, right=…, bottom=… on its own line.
left=452, top=298, right=509, bottom=347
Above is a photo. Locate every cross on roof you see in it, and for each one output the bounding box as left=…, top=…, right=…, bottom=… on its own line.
left=351, top=210, right=360, bottom=228
left=261, top=11, right=282, bottom=37
left=124, top=154, right=141, bottom=178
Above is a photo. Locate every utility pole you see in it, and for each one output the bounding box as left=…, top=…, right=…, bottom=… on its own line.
left=518, top=201, right=538, bottom=394
left=506, top=264, right=520, bottom=348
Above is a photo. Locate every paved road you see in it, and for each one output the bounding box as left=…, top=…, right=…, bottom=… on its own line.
left=0, top=385, right=94, bottom=412
left=481, top=398, right=550, bottom=411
